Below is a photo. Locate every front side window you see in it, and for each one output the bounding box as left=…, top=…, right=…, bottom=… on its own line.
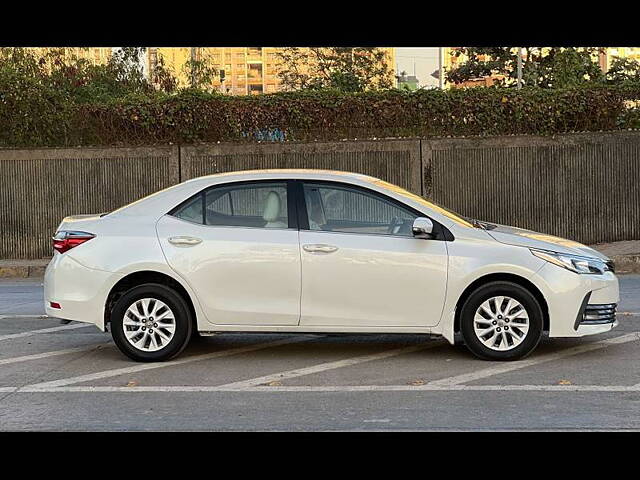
left=302, top=183, right=417, bottom=237
left=368, top=178, right=474, bottom=228
left=172, top=182, right=289, bottom=229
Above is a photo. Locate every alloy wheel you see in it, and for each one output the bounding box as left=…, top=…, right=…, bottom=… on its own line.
left=122, top=298, right=176, bottom=352
left=473, top=296, right=530, bottom=352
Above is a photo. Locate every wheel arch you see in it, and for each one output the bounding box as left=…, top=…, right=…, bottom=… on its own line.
left=104, top=270, right=198, bottom=330
left=453, top=272, right=549, bottom=334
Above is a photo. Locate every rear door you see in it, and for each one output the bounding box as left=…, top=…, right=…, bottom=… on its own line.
left=156, top=180, right=301, bottom=326
left=297, top=181, right=448, bottom=328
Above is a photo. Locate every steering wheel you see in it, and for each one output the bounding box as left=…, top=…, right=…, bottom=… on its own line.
left=387, top=216, right=403, bottom=235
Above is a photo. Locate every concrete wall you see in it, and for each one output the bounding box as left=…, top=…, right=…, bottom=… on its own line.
left=426, top=132, right=640, bottom=245
left=0, top=146, right=179, bottom=259
left=181, top=140, right=422, bottom=194
left=1, top=132, right=638, bottom=258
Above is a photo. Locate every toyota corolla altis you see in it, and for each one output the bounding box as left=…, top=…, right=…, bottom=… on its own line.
left=44, top=170, right=619, bottom=362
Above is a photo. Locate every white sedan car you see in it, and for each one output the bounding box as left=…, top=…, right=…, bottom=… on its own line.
left=44, top=169, right=619, bottom=362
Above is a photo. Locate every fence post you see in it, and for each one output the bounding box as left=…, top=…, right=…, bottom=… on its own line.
left=421, top=138, right=433, bottom=199
left=171, top=145, right=181, bottom=184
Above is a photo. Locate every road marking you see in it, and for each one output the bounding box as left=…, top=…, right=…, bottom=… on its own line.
left=8, top=384, right=640, bottom=393
left=0, top=315, right=48, bottom=320
left=429, top=332, right=640, bottom=387
left=217, top=341, right=446, bottom=389
left=0, top=323, right=92, bottom=341
left=0, top=343, right=111, bottom=366
left=25, top=335, right=318, bottom=389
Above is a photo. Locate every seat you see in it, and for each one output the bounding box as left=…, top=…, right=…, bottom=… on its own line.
left=263, top=191, right=287, bottom=228
left=305, top=188, right=328, bottom=230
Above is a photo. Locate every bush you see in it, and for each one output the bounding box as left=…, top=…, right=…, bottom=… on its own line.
left=1, top=47, right=640, bottom=147
left=0, top=49, right=74, bottom=146
left=69, top=84, right=640, bottom=146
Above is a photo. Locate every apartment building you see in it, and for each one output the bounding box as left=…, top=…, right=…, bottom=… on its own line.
left=147, top=47, right=396, bottom=94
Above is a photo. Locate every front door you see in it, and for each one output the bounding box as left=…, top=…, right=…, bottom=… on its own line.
left=298, top=181, right=448, bottom=328
left=156, top=180, right=301, bottom=326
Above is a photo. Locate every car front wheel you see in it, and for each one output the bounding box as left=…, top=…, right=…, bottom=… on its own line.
left=110, top=283, right=193, bottom=362
left=460, top=281, right=544, bottom=361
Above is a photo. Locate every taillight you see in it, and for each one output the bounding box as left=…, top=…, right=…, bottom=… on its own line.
left=52, top=231, right=95, bottom=254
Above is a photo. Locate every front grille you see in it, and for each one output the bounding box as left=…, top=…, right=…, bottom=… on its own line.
left=605, top=260, right=615, bottom=273
left=581, top=303, right=617, bottom=324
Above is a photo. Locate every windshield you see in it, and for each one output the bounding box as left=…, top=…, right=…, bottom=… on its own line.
left=367, top=179, right=476, bottom=228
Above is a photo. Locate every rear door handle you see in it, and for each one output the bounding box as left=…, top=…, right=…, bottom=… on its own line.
left=303, top=244, right=339, bottom=254
left=168, top=236, right=202, bottom=247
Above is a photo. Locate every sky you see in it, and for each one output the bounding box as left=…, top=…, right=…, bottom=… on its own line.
left=395, top=47, right=441, bottom=88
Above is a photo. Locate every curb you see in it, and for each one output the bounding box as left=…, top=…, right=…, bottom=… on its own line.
left=0, top=265, right=47, bottom=278
left=610, top=254, right=640, bottom=274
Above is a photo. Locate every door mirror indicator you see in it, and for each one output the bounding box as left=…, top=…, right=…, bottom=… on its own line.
left=412, top=217, right=434, bottom=239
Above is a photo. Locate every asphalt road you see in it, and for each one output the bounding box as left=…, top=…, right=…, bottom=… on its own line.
left=0, top=275, right=639, bottom=431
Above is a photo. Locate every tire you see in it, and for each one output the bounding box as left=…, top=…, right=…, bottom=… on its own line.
left=110, top=283, right=193, bottom=362
left=460, top=281, right=543, bottom=361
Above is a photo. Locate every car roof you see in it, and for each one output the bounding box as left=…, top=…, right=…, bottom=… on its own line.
left=185, top=169, right=380, bottom=185
left=110, top=168, right=470, bottom=231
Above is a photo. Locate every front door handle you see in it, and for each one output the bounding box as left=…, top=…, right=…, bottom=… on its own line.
left=168, top=236, right=202, bottom=247
left=303, top=244, right=339, bottom=254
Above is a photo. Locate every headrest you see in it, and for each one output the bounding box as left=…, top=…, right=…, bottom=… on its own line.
left=307, top=189, right=326, bottom=226
left=263, top=191, right=281, bottom=222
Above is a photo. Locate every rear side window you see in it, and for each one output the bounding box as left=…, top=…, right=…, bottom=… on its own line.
left=171, top=194, right=203, bottom=224
left=172, top=182, right=289, bottom=229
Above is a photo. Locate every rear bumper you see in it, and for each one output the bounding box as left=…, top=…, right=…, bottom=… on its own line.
left=44, top=253, right=123, bottom=331
left=532, top=263, right=620, bottom=338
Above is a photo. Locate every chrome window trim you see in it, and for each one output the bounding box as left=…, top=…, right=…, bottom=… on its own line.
left=163, top=214, right=296, bottom=232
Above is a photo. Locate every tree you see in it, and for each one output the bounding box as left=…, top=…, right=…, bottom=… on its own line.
left=445, top=47, right=605, bottom=88
left=0, top=47, right=180, bottom=104
left=182, top=49, right=218, bottom=91
left=606, top=57, right=640, bottom=83
left=275, top=47, right=394, bottom=92
left=150, top=54, right=178, bottom=93
left=40, top=47, right=156, bottom=100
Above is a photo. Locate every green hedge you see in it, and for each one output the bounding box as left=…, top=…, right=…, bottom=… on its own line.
left=2, top=84, right=640, bottom=147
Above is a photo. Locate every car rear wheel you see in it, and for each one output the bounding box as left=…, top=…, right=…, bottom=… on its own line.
left=460, top=281, right=543, bottom=361
left=110, top=283, right=193, bottom=362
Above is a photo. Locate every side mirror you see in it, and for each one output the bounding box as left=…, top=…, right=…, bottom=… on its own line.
left=412, top=217, right=434, bottom=239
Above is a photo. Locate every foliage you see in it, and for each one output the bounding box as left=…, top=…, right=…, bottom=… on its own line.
left=51, top=84, right=640, bottom=147
left=446, top=47, right=605, bottom=88
left=275, top=47, right=393, bottom=92
left=0, top=48, right=74, bottom=146
left=182, top=49, right=219, bottom=91
left=42, top=47, right=155, bottom=102
left=150, top=54, right=179, bottom=93
left=0, top=47, right=176, bottom=146
left=606, top=57, right=640, bottom=83
left=1, top=47, right=640, bottom=147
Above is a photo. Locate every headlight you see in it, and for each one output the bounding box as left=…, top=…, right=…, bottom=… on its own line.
left=530, top=249, right=610, bottom=275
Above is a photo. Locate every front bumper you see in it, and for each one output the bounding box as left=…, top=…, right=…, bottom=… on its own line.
left=532, top=263, right=620, bottom=338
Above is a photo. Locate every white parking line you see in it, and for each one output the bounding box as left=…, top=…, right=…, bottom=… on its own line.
left=0, top=343, right=111, bottom=366
left=0, top=315, right=48, bottom=320
left=428, top=332, right=640, bottom=387
left=25, top=335, right=318, bottom=389
left=0, top=323, right=92, bottom=341
left=9, top=384, right=640, bottom=393
left=217, top=340, right=446, bottom=389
